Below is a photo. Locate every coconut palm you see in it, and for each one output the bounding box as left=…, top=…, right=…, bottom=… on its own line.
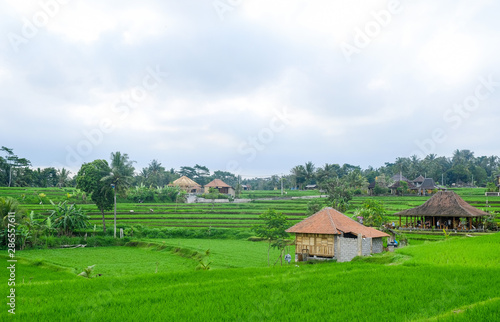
left=56, top=168, right=71, bottom=188
left=101, top=152, right=136, bottom=238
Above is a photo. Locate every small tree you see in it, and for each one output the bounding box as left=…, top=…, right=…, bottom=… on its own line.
left=353, top=199, right=387, bottom=227
left=396, top=181, right=409, bottom=196
left=323, top=177, right=353, bottom=212
left=76, top=160, right=114, bottom=234
left=252, top=209, right=290, bottom=266
left=306, top=199, right=324, bottom=216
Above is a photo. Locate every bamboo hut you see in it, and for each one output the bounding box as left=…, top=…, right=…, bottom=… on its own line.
left=286, top=208, right=389, bottom=262
left=170, top=176, right=202, bottom=193
left=394, top=191, right=489, bottom=231
left=204, top=179, right=235, bottom=197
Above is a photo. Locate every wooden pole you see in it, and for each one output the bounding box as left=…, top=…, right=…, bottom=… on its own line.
left=399, top=215, right=401, bottom=228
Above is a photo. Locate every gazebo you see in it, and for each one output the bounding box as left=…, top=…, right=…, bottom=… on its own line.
left=394, top=191, right=489, bottom=231
left=170, top=176, right=202, bottom=193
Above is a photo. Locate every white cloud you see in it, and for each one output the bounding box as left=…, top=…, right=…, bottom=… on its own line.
left=1, top=0, right=499, bottom=173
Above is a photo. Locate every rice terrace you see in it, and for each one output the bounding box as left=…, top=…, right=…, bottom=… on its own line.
left=1, top=150, right=500, bottom=321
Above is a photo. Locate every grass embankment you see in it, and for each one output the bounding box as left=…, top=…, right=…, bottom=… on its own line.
left=2, top=232, right=499, bottom=320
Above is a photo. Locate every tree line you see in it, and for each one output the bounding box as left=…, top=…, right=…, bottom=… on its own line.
left=1, top=147, right=499, bottom=190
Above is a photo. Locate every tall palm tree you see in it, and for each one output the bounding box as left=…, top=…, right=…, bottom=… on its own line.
left=291, top=165, right=306, bottom=189
left=101, top=152, right=135, bottom=238
left=304, top=161, right=316, bottom=185
left=56, top=168, right=71, bottom=188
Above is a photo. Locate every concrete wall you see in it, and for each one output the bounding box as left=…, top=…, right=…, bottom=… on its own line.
left=335, top=235, right=380, bottom=262
left=372, top=238, right=383, bottom=253
left=361, top=237, right=372, bottom=256
left=335, top=236, right=359, bottom=262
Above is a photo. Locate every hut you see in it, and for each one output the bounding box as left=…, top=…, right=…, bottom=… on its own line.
left=496, top=175, right=500, bottom=188
left=394, top=191, right=489, bottom=231
left=416, top=178, right=442, bottom=195
left=170, top=176, right=202, bottom=193
left=204, top=179, right=235, bottom=197
left=305, top=184, right=318, bottom=190
left=412, top=175, right=425, bottom=187
left=389, top=180, right=416, bottom=195
left=367, top=181, right=376, bottom=195
left=286, top=208, right=389, bottom=262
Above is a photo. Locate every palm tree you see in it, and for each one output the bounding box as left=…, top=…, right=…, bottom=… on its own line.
left=291, top=165, right=306, bottom=189
left=304, top=161, right=316, bottom=185
left=101, top=152, right=135, bottom=238
left=56, top=168, right=71, bottom=188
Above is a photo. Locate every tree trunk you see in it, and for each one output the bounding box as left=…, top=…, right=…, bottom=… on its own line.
left=100, top=208, right=106, bottom=233
left=267, top=241, right=271, bottom=266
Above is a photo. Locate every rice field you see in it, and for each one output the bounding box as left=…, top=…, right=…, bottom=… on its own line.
left=2, top=232, right=499, bottom=321
left=2, top=187, right=498, bottom=230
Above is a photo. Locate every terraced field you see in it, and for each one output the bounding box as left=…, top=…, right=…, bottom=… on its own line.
left=1, top=187, right=499, bottom=230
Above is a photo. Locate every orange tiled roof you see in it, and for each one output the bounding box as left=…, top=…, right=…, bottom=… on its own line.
left=286, top=207, right=389, bottom=238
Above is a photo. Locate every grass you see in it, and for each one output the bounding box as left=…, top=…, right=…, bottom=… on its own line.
left=1, top=232, right=499, bottom=320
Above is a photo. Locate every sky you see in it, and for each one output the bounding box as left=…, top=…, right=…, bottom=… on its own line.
left=1, top=0, right=499, bottom=178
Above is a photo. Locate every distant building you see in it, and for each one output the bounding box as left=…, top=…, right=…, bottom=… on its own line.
left=394, top=191, right=488, bottom=231
left=286, top=208, right=389, bottom=263
left=170, top=176, right=202, bottom=193
left=412, top=175, right=425, bottom=187
left=417, top=178, right=446, bottom=195
left=204, top=179, right=235, bottom=197
left=305, top=184, right=318, bottom=190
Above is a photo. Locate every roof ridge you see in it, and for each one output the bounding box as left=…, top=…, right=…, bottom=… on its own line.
left=450, top=192, right=476, bottom=216
left=326, top=208, right=338, bottom=234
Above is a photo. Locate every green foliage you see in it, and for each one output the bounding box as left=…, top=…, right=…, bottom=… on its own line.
left=353, top=199, right=387, bottom=227
left=323, top=177, right=353, bottom=212
left=396, top=180, right=409, bottom=195
left=48, top=201, right=90, bottom=236
left=5, top=233, right=500, bottom=320
left=76, top=160, right=114, bottom=232
left=196, top=249, right=212, bottom=270
left=373, top=183, right=388, bottom=195
left=306, top=198, right=324, bottom=215
left=252, top=208, right=290, bottom=266
left=485, top=182, right=498, bottom=192
left=78, top=264, right=96, bottom=278
left=0, top=196, right=26, bottom=247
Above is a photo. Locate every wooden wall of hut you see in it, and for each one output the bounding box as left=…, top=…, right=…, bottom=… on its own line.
left=295, top=233, right=334, bottom=257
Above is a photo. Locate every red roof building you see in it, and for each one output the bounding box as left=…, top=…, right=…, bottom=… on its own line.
left=287, top=207, right=389, bottom=262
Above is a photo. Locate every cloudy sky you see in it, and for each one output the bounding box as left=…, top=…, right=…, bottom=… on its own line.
left=1, top=0, right=499, bottom=177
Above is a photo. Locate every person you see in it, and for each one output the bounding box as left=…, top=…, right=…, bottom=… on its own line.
left=437, top=220, right=440, bottom=228
left=391, top=222, right=395, bottom=229
left=285, top=253, right=292, bottom=264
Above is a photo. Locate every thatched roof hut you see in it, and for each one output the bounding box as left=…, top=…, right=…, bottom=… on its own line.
left=394, top=191, right=488, bottom=230
left=170, top=176, right=202, bottom=193
left=286, top=208, right=388, bottom=262
left=412, top=175, right=425, bottom=185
